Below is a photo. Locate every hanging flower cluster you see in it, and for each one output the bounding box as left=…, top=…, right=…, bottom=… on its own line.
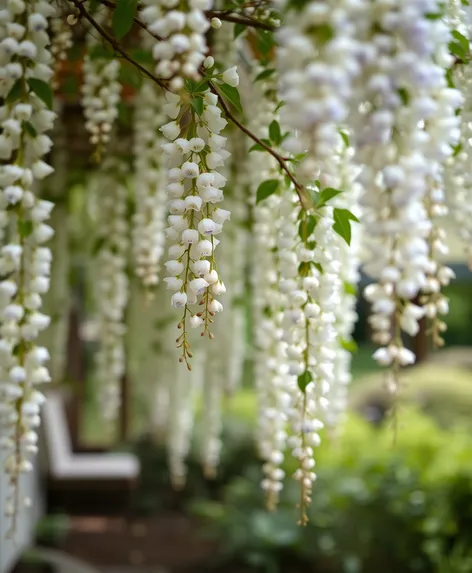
left=2, top=0, right=472, bottom=533
left=81, top=8, right=121, bottom=158
left=447, top=30, right=472, bottom=268
left=247, top=71, right=289, bottom=510
left=160, top=83, right=233, bottom=366
left=92, top=158, right=130, bottom=421
left=0, top=0, right=56, bottom=536
left=132, top=56, right=167, bottom=288
left=50, top=10, right=72, bottom=91
left=140, top=0, right=213, bottom=91
left=327, top=144, right=362, bottom=431
left=353, top=1, right=461, bottom=384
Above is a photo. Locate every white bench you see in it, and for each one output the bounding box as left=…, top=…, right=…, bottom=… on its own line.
left=42, top=391, right=139, bottom=481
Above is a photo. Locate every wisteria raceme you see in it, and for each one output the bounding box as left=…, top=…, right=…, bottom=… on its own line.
left=160, top=82, right=233, bottom=365
left=279, top=190, right=343, bottom=524
left=447, top=57, right=472, bottom=268
left=276, top=0, right=360, bottom=520
left=276, top=0, right=363, bottom=186
left=140, top=0, right=212, bottom=91
left=132, top=67, right=167, bottom=288
left=0, top=0, right=56, bottom=534
left=81, top=8, right=121, bottom=157
left=50, top=11, right=72, bottom=91
left=246, top=70, right=289, bottom=509
left=92, top=160, right=130, bottom=421
left=38, top=117, right=70, bottom=385
left=354, top=0, right=460, bottom=375
left=327, top=144, right=362, bottom=432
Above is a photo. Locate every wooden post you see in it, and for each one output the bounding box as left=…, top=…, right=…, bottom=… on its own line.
left=65, top=303, right=86, bottom=451
left=119, top=372, right=130, bottom=443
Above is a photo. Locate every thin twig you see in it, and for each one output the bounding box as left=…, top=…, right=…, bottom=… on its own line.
left=206, top=11, right=275, bottom=31
left=68, top=0, right=167, bottom=89
left=96, top=0, right=275, bottom=31
left=209, top=83, right=311, bottom=209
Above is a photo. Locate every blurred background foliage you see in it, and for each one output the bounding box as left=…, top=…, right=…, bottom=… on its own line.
left=64, top=176, right=472, bottom=573
left=112, top=400, right=472, bottom=573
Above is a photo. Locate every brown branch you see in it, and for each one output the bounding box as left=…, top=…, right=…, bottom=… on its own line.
left=95, top=0, right=275, bottom=32
left=206, top=11, right=275, bottom=31
left=67, top=0, right=310, bottom=210
left=68, top=0, right=167, bottom=89
left=209, top=83, right=311, bottom=210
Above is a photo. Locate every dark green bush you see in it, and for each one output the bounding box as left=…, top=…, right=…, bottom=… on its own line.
left=191, top=410, right=472, bottom=573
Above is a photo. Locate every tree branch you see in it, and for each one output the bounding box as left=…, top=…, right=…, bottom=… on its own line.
left=67, top=0, right=310, bottom=210
left=208, top=83, right=311, bottom=209
left=95, top=0, right=275, bottom=32
left=68, top=0, right=167, bottom=89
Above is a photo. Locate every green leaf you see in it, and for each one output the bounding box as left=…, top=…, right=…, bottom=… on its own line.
left=257, top=30, right=275, bottom=57
left=446, top=67, right=455, bottom=88
left=119, top=62, right=142, bottom=89
left=298, top=261, right=311, bottom=277
left=218, top=83, right=242, bottom=113
left=249, top=143, right=266, bottom=152
left=341, top=338, right=358, bottom=353
left=307, top=23, right=334, bottom=45
left=318, top=187, right=343, bottom=206
left=333, top=208, right=359, bottom=246
left=129, top=48, right=154, bottom=65
left=89, top=43, right=115, bottom=60
left=339, top=130, right=349, bottom=147
left=117, top=102, right=132, bottom=127
left=452, top=30, right=469, bottom=53
left=313, top=262, right=323, bottom=274
left=344, top=281, right=357, bottom=296
left=452, top=142, right=462, bottom=157
left=6, top=79, right=24, bottom=104
left=256, top=179, right=279, bottom=203
left=425, top=12, right=442, bottom=19
left=234, top=22, right=245, bottom=39
left=112, top=0, right=138, bottom=39
left=18, top=220, right=34, bottom=238
left=24, top=122, right=37, bottom=137
left=449, top=40, right=467, bottom=62
left=255, top=68, right=276, bottom=82
left=297, top=370, right=313, bottom=393
left=268, top=120, right=282, bottom=145
left=397, top=87, right=409, bottom=105
left=190, top=97, right=204, bottom=116
left=27, top=78, right=53, bottom=109
left=298, top=215, right=317, bottom=241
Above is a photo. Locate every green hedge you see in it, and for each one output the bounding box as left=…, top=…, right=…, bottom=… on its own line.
left=191, top=410, right=472, bottom=573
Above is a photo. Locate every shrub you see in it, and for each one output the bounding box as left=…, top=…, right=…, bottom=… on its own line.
left=191, top=410, right=472, bottom=573
left=349, top=362, right=472, bottom=430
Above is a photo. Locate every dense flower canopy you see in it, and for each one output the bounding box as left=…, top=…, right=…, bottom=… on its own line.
left=0, top=0, right=471, bottom=534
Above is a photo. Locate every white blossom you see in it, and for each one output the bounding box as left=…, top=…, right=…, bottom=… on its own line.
left=0, top=0, right=56, bottom=534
